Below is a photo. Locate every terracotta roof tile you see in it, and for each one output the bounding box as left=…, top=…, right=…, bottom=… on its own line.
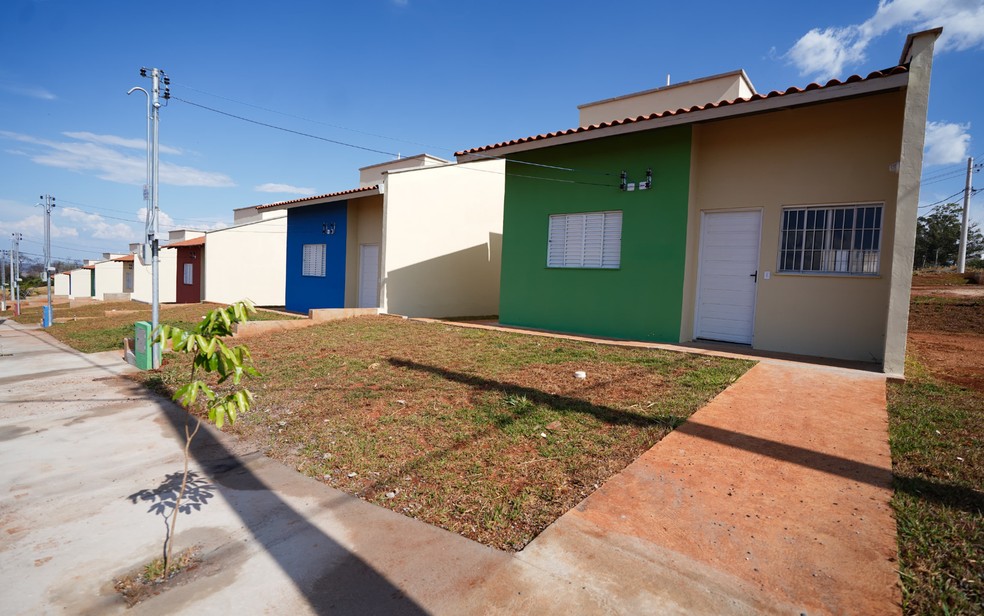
left=255, top=185, right=380, bottom=211
left=455, top=66, right=908, bottom=156
left=113, top=254, right=135, bottom=262
left=163, top=236, right=206, bottom=248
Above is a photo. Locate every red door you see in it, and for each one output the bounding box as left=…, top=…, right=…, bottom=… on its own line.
left=175, top=246, right=202, bottom=304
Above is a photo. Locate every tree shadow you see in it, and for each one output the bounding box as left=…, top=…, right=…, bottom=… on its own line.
left=128, top=470, right=216, bottom=517
left=153, top=393, right=428, bottom=614
left=128, top=470, right=218, bottom=564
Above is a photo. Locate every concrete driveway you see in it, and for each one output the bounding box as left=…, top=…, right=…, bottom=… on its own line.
left=0, top=319, right=899, bottom=614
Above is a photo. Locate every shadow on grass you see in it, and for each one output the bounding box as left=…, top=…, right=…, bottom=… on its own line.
left=391, top=358, right=982, bottom=515
left=387, top=357, right=676, bottom=429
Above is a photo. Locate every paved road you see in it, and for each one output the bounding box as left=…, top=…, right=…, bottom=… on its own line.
left=0, top=319, right=899, bottom=614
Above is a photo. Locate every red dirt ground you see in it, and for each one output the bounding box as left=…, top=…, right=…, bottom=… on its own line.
left=907, top=285, right=984, bottom=391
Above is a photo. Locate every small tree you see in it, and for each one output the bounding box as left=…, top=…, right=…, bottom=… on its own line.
left=153, top=300, right=260, bottom=575
left=914, top=202, right=984, bottom=269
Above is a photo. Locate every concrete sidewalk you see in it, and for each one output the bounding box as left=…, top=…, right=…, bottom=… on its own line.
left=0, top=319, right=899, bottom=614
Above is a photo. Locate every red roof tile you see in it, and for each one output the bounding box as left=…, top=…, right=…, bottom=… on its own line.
left=164, top=236, right=206, bottom=248
left=256, top=185, right=380, bottom=211
left=455, top=66, right=909, bottom=156
left=113, top=254, right=135, bottom=262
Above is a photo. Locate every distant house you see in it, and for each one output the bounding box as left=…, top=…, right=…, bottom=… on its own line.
left=203, top=207, right=287, bottom=307
left=53, top=272, right=71, bottom=296
left=131, top=243, right=177, bottom=305
left=258, top=153, right=504, bottom=317
left=455, top=29, right=940, bottom=376
left=161, top=231, right=206, bottom=304
left=89, top=254, right=136, bottom=301
left=69, top=266, right=95, bottom=299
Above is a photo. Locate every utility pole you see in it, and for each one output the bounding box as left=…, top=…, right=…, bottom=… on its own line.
left=1, top=248, right=6, bottom=312
left=957, top=156, right=974, bottom=274
left=39, top=194, right=56, bottom=326
left=129, top=67, right=169, bottom=368
left=11, top=233, right=22, bottom=316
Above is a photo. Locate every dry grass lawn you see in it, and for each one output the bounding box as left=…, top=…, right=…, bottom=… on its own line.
left=144, top=315, right=752, bottom=550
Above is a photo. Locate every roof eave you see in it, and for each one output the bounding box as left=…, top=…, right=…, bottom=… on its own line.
left=256, top=185, right=381, bottom=212
left=456, top=71, right=908, bottom=162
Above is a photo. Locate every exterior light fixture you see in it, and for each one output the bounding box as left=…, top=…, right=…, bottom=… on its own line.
left=322, top=223, right=336, bottom=235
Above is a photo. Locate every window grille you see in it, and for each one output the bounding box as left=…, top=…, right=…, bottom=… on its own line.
left=778, top=204, right=881, bottom=274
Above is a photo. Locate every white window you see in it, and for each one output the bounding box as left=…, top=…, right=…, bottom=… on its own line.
left=778, top=204, right=882, bottom=275
left=547, top=211, right=622, bottom=269
left=183, top=263, right=194, bottom=285
left=302, top=243, right=327, bottom=277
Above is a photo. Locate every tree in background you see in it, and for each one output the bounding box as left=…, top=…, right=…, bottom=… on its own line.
left=913, top=202, right=984, bottom=269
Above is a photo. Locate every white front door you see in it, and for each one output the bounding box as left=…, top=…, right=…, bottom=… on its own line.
left=358, top=244, right=380, bottom=308
left=695, top=210, right=761, bottom=344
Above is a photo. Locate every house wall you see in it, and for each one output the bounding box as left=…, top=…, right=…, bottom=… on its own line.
left=381, top=159, right=505, bottom=318
left=682, top=91, right=906, bottom=363
left=343, top=195, right=384, bottom=307
left=174, top=246, right=204, bottom=304
left=578, top=72, right=754, bottom=127
left=93, top=261, right=124, bottom=299
left=54, top=273, right=71, bottom=296
left=68, top=269, right=91, bottom=298
left=499, top=125, right=692, bottom=341
left=285, top=201, right=348, bottom=313
left=132, top=249, right=177, bottom=304
left=204, top=217, right=287, bottom=306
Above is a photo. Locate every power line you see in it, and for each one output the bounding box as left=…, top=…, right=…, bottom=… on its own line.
left=170, top=95, right=621, bottom=184
left=919, top=187, right=980, bottom=211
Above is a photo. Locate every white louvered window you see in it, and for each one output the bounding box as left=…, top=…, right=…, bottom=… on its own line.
left=302, top=243, right=326, bottom=277
left=183, top=263, right=193, bottom=285
left=547, top=211, right=622, bottom=269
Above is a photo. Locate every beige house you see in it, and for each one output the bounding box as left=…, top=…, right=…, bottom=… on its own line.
left=259, top=154, right=504, bottom=318
left=457, top=29, right=940, bottom=377
left=203, top=209, right=288, bottom=307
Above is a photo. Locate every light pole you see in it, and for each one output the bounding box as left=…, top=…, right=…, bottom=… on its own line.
left=10, top=233, right=22, bottom=316
left=129, top=67, right=169, bottom=368
left=38, top=194, right=55, bottom=327
left=1, top=249, right=6, bottom=312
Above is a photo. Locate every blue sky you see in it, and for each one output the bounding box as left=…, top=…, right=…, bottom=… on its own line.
left=1, top=0, right=982, bottom=263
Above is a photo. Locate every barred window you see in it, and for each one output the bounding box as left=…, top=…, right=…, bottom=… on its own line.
left=779, top=204, right=881, bottom=275
left=547, top=211, right=622, bottom=269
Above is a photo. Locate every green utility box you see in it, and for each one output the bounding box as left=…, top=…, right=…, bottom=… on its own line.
left=134, top=321, right=153, bottom=370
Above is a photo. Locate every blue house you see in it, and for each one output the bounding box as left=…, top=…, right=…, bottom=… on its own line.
left=259, top=185, right=381, bottom=315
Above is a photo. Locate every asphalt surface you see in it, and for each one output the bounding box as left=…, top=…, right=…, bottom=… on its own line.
left=0, top=318, right=899, bottom=614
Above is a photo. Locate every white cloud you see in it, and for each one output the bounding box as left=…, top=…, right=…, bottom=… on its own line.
left=0, top=213, right=78, bottom=240
left=59, top=207, right=137, bottom=241
left=924, top=121, right=972, bottom=166
left=787, top=0, right=984, bottom=80
left=0, top=83, right=56, bottom=100
left=0, top=130, right=234, bottom=188
left=254, top=182, right=315, bottom=195
left=63, top=131, right=183, bottom=155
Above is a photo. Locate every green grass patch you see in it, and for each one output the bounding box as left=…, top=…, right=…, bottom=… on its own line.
left=888, top=357, right=983, bottom=614
left=9, top=301, right=296, bottom=353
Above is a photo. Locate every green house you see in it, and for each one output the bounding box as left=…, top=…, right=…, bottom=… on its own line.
left=456, top=29, right=941, bottom=377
